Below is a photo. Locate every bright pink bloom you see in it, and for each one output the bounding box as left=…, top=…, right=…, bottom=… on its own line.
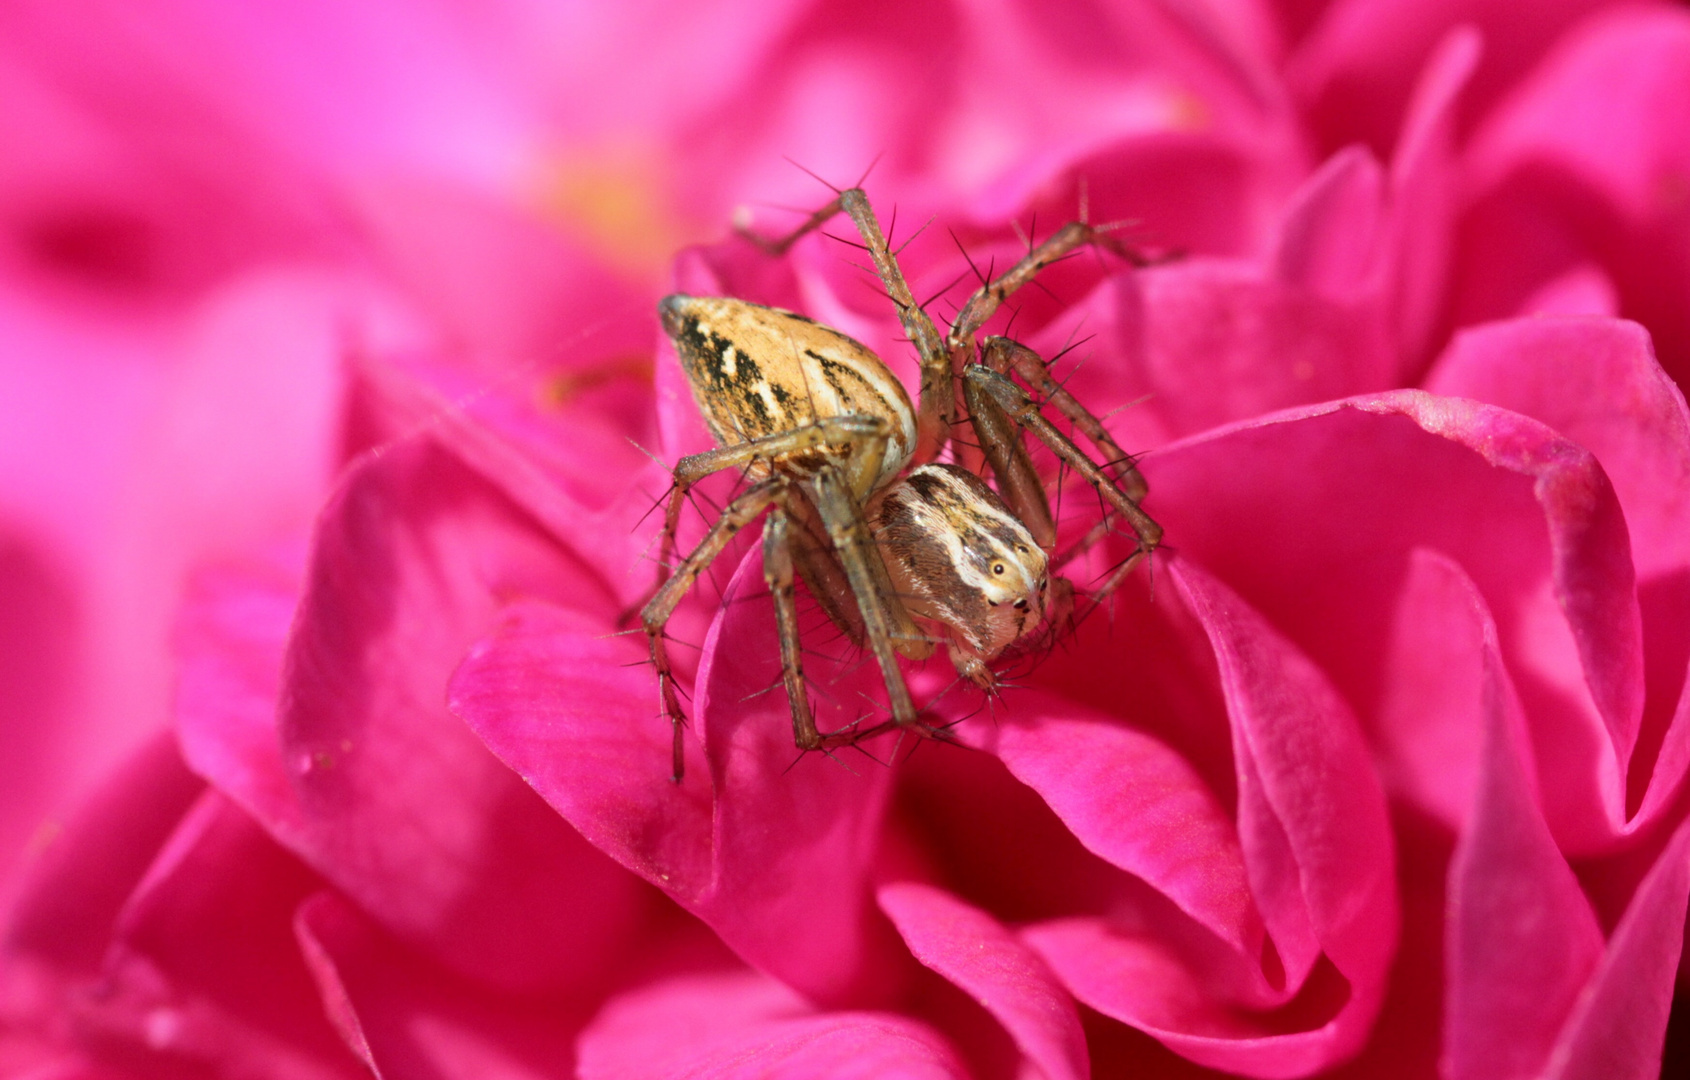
left=6, top=2, right=1690, bottom=1078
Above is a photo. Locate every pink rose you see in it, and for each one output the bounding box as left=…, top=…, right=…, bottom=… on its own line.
left=6, top=2, right=1690, bottom=1078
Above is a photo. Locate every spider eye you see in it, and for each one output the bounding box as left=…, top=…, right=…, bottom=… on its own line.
left=992, top=563, right=1005, bottom=575
left=1016, top=544, right=1029, bottom=554
left=1013, top=599, right=1028, bottom=610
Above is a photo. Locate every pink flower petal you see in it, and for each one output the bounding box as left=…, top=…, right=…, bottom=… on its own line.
left=1374, top=548, right=1489, bottom=827
left=453, top=553, right=913, bottom=1004
left=1012, top=560, right=1394, bottom=1077
left=90, top=792, right=362, bottom=1079
left=1289, top=0, right=1620, bottom=156
left=1459, top=6, right=1690, bottom=380
left=574, top=968, right=967, bottom=1080
left=3, top=732, right=200, bottom=977
left=1177, top=557, right=1395, bottom=1057
left=295, top=890, right=589, bottom=1080
left=1383, top=26, right=1476, bottom=373
left=958, top=690, right=1271, bottom=1004
left=1542, top=814, right=1690, bottom=1080
left=1272, top=144, right=1386, bottom=301
left=1134, top=259, right=1393, bottom=437
left=1442, top=560, right=1605, bottom=1080
left=1428, top=315, right=1690, bottom=827
left=177, top=442, right=650, bottom=993
left=878, top=882, right=1089, bottom=1080
left=1146, top=391, right=1642, bottom=851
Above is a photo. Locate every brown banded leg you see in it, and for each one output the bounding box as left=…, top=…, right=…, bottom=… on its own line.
left=964, top=365, right=1162, bottom=601
left=642, top=479, right=782, bottom=782
left=961, top=370, right=1056, bottom=550
left=763, top=502, right=864, bottom=755
left=947, top=221, right=1153, bottom=352
left=980, top=335, right=1149, bottom=501
left=740, top=187, right=958, bottom=467
left=805, top=465, right=926, bottom=730
left=643, top=413, right=898, bottom=611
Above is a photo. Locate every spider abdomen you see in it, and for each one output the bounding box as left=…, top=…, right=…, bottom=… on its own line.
left=660, top=295, right=917, bottom=497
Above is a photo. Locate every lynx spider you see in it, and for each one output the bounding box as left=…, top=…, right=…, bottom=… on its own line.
left=642, top=186, right=1162, bottom=781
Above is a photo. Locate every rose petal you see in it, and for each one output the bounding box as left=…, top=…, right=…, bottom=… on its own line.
left=575, top=968, right=967, bottom=1080
left=878, top=882, right=1089, bottom=1080
left=3, top=731, right=200, bottom=976
left=1289, top=0, right=1618, bottom=155
left=295, top=891, right=589, bottom=1080
left=1459, top=6, right=1690, bottom=380
left=1146, top=391, right=1642, bottom=851
left=1442, top=560, right=1605, bottom=1080
left=1176, top=557, right=1394, bottom=1049
left=1383, top=26, right=1476, bottom=374
left=1543, top=815, right=1690, bottom=1080
left=176, top=442, right=650, bottom=993
left=89, top=792, right=362, bottom=1079
left=1013, top=560, right=1394, bottom=1077
left=1134, top=259, right=1393, bottom=436
left=1428, top=315, right=1690, bottom=825
left=1375, top=548, right=1488, bottom=827
left=1272, top=144, right=1386, bottom=301
left=957, top=690, right=1270, bottom=1002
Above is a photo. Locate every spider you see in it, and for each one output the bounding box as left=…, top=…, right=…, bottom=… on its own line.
left=641, top=186, right=1162, bottom=782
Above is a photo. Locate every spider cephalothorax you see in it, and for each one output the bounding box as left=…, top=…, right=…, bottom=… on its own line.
left=641, top=189, right=1161, bottom=781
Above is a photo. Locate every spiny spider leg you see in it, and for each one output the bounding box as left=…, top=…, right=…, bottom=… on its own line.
left=643, top=478, right=782, bottom=782
left=648, top=413, right=894, bottom=601
left=961, top=369, right=1057, bottom=550
left=742, top=189, right=958, bottom=466
left=762, top=500, right=873, bottom=754
left=807, top=464, right=924, bottom=730
left=964, top=365, right=1163, bottom=557
left=980, top=335, right=1149, bottom=500
left=947, top=221, right=1152, bottom=351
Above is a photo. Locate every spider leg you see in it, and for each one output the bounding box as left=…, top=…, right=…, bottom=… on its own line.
left=738, top=194, right=848, bottom=257
left=762, top=498, right=867, bottom=755
left=964, top=365, right=1161, bottom=592
left=641, top=413, right=895, bottom=610
left=804, top=464, right=925, bottom=731
left=961, top=368, right=1057, bottom=550
left=642, top=478, right=783, bottom=782
left=980, top=335, right=1149, bottom=501
left=947, top=221, right=1151, bottom=350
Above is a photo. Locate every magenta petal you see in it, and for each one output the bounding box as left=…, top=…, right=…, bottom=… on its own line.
left=959, top=692, right=1267, bottom=998
left=451, top=566, right=909, bottom=1006
left=93, top=792, right=360, bottom=1079
left=3, top=731, right=201, bottom=976
left=1138, top=260, right=1393, bottom=436
left=1272, top=145, right=1386, bottom=301
left=1428, top=316, right=1690, bottom=825
left=1174, top=559, right=1396, bottom=1033
left=689, top=553, right=908, bottom=1003
left=574, top=968, right=967, bottom=1080
left=1442, top=562, right=1604, bottom=1080
left=878, top=882, right=1088, bottom=1080
left=1461, top=6, right=1690, bottom=378
left=1147, top=391, right=1643, bottom=850
left=1543, top=815, right=1690, bottom=1080
left=1289, top=0, right=1615, bottom=154
left=177, top=443, right=649, bottom=992
left=295, top=891, right=587, bottom=1080
left=1383, top=26, right=1476, bottom=372
left=1375, top=548, right=1489, bottom=828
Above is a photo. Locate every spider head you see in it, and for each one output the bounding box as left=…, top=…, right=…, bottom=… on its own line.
left=873, top=464, right=1050, bottom=681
